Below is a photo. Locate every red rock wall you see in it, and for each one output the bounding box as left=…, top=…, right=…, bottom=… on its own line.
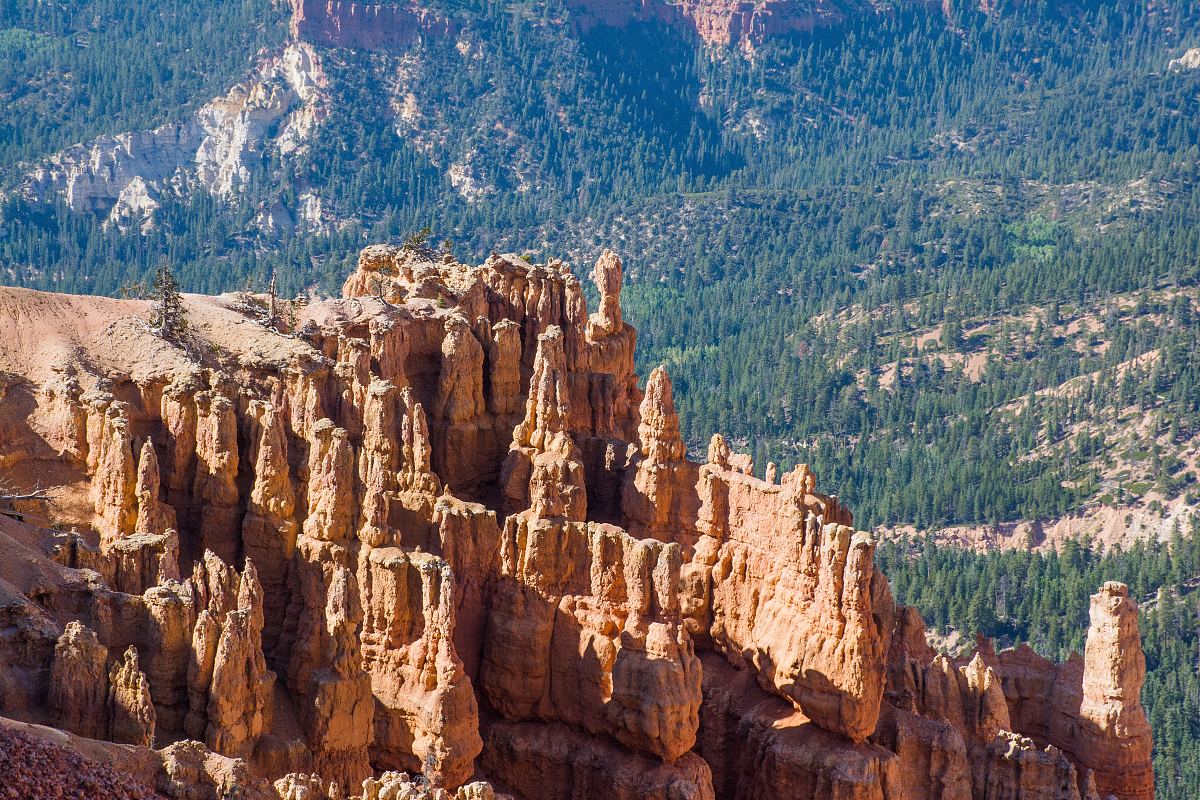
left=0, top=245, right=1155, bottom=800
left=289, top=0, right=454, bottom=51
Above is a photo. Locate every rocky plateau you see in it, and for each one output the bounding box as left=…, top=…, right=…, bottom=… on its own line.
left=0, top=243, right=1156, bottom=799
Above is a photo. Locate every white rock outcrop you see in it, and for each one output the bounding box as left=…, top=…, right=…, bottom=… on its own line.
left=20, top=43, right=329, bottom=234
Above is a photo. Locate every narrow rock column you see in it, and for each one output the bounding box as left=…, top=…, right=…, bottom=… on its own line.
left=620, top=366, right=690, bottom=540
left=1076, top=582, right=1154, bottom=800
left=500, top=326, right=587, bottom=521
left=358, top=381, right=401, bottom=548
left=48, top=621, right=109, bottom=740
left=959, top=653, right=1012, bottom=740
left=283, top=418, right=374, bottom=790
left=144, top=580, right=196, bottom=733
left=108, top=646, right=156, bottom=746
left=93, top=402, right=137, bottom=547
left=435, top=315, right=490, bottom=491
left=241, top=400, right=298, bottom=653
left=205, top=560, right=276, bottom=757
left=192, top=391, right=241, bottom=563
left=487, top=319, right=522, bottom=417
left=436, top=315, right=486, bottom=425
left=100, top=440, right=183, bottom=594
left=399, top=387, right=441, bottom=500
left=135, top=441, right=177, bottom=537
left=587, top=250, right=624, bottom=339
left=303, top=420, right=356, bottom=544
left=584, top=250, right=640, bottom=439
left=160, top=379, right=199, bottom=513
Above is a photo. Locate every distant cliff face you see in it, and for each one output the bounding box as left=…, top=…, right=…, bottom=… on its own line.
left=18, top=42, right=329, bottom=234
left=289, top=0, right=455, bottom=51
left=8, top=0, right=1005, bottom=234
left=565, top=0, right=854, bottom=47
left=287, top=0, right=863, bottom=50
left=283, top=0, right=1007, bottom=51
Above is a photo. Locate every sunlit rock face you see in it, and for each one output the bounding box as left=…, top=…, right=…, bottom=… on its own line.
left=0, top=245, right=1153, bottom=800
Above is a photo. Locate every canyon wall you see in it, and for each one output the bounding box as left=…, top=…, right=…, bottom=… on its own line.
left=0, top=244, right=1153, bottom=800
left=287, top=0, right=1000, bottom=50
left=289, top=0, right=455, bottom=51
left=565, top=0, right=854, bottom=47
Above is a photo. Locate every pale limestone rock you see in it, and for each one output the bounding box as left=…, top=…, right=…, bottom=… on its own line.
left=23, top=42, right=328, bottom=230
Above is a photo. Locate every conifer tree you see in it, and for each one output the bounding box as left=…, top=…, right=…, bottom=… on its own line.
left=148, top=261, right=188, bottom=340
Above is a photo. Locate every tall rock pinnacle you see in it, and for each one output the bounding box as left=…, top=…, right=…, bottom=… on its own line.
left=587, top=249, right=625, bottom=339
left=502, top=325, right=587, bottom=520
left=1077, top=582, right=1154, bottom=800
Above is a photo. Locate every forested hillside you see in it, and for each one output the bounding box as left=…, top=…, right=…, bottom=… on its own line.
left=2, top=0, right=1200, bottom=534
left=0, top=0, right=286, bottom=164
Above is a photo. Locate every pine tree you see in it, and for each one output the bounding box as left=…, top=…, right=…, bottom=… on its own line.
left=401, top=226, right=435, bottom=260
left=261, top=268, right=280, bottom=331
left=148, top=261, right=188, bottom=340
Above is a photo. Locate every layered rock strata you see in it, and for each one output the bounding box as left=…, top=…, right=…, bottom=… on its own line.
left=0, top=245, right=1154, bottom=800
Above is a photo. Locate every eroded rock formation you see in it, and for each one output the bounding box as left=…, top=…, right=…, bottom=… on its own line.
left=109, top=646, right=157, bottom=747
left=1076, top=583, right=1154, bottom=800
left=0, top=245, right=1154, bottom=800
left=49, top=621, right=109, bottom=740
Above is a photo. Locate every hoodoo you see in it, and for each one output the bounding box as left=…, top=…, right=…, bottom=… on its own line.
left=0, top=245, right=1154, bottom=800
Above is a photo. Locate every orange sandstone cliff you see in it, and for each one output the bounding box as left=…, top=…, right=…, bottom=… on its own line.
left=0, top=245, right=1153, bottom=800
